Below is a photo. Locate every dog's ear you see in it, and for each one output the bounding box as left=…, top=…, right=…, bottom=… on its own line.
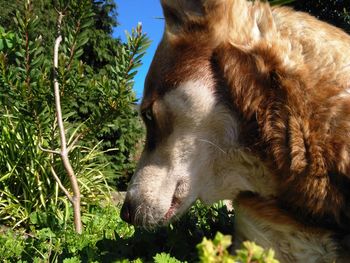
left=161, top=0, right=276, bottom=47
left=161, top=0, right=204, bottom=28
left=160, top=0, right=227, bottom=37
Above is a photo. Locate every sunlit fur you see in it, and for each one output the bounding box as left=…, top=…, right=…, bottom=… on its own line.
left=122, top=0, right=350, bottom=261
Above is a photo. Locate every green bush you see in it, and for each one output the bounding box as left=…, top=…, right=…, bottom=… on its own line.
left=0, top=203, right=279, bottom=263
left=0, top=205, right=134, bottom=262
left=198, top=232, right=279, bottom=263
left=0, top=0, right=149, bottom=229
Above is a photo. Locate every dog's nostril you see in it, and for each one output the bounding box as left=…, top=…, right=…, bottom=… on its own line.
left=120, top=201, right=134, bottom=224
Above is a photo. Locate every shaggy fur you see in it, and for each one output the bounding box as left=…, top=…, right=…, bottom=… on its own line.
left=159, top=0, right=350, bottom=231
left=213, top=4, right=350, bottom=231
left=121, top=0, right=350, bottom=261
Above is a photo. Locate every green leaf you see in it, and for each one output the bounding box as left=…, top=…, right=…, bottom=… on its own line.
left=0, top=39, right=4, bottom=51
left=5, top=38, right=13, bottom=49
left=154, top=253, right=184, bottom=263
left=63, top=257, right=81, bottom=263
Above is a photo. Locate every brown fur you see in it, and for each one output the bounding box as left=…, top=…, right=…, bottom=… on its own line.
left=214, top=42, right=350, bottom=230
left=213, top=8, right=350, bottom=231
left=155, top=0, right=350, bottom=231
left=235, top=193, right=345, bottom=262
left=236, top=192, right=331, bottom=235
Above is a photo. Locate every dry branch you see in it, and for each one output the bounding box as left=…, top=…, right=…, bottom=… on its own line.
left=39, top=10, right=83, bottom=234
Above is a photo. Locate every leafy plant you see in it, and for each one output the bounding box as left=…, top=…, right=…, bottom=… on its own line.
left=0, top=26, right=16, bottom=51
left=235, top=241, right=279, bottom=263
left=0, top=204, right=279, bottom=263
left=0, top=205, right=134, bottom=262
left=0, top=0, right=149, bottom=229
left=197, top=232, right=233, bottom=263
left=0, top=230, right=25, bottom=261
left=154, top=253, right=184, bottom=263
left=198, top=232, right=279, bottom=263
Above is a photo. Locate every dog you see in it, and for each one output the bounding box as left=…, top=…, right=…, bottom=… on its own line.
left=121, top=0, right=350, bottom=262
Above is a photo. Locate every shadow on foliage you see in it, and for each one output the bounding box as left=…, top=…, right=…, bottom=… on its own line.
left=97, top=202, right=235, bottom=262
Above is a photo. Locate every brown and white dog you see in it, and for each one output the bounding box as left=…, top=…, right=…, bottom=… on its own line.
left=121, top=0, right=350, bottom=262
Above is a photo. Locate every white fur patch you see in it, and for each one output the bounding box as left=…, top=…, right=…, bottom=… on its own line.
left=163, top=80, right=217, bottom=120
left=235, top=205, right=340, bottom=263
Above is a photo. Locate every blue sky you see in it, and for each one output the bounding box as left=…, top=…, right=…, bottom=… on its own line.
left=112, top=0, right=164, bottom=100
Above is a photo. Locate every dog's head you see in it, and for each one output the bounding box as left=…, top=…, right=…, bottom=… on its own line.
left=121, top=0, right=275, bottom=228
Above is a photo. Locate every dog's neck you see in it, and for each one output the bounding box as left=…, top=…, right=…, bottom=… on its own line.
left=208, top=149, right=346, bottom=263
left=233, top=192, right=345, bottom=263
left=199, top=148, right=277, bottom=204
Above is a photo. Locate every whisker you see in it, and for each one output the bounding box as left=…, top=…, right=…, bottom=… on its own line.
left=198, top=139, right=226, bottom=154
left=134, top=204, right=143, bottom=225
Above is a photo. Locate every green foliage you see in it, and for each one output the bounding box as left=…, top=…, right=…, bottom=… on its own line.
left=197, top=232, right=233, bottom=263
left=154, top=253, right=184, bottom=263
left=0, top=202, right=231, bottom=262
left=0, top=0, right=149, bottom=229
left=0, top=0, right=120, bottom=65
left=91, top=201, right=235, bottom=262
left=0, top=107, right=114, bottom=227
left=0, top=26, right=16, bottom=51
left=0, top=204, right=279, bottom=263
left=0, top=230, right=25, bottom=261
left=0, top=205, right=134, bottom=262
left=235, top=242, right=279, bottom=263
left=198, top=232, right=279, bottom=263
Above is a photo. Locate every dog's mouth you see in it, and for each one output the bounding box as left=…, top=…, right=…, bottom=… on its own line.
left=164, top=195, right=182, bottom=222
left=162, top=180, right=189, bottom=223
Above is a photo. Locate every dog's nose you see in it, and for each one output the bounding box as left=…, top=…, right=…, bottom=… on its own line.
left=120, top=199, right=135, bottom=224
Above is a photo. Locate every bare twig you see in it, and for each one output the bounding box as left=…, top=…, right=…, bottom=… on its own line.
left=38, top=144, right=60, bottom=155
left=52, top=10, right=82, bottom=234
left=50, top=166, right=73, bottom=203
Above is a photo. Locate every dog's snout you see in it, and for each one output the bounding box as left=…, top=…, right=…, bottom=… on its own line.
left=120, top=198, right=136, bottom=224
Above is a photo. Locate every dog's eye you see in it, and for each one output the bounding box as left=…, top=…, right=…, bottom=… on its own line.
left=142, top=108, right=153, bottom=122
